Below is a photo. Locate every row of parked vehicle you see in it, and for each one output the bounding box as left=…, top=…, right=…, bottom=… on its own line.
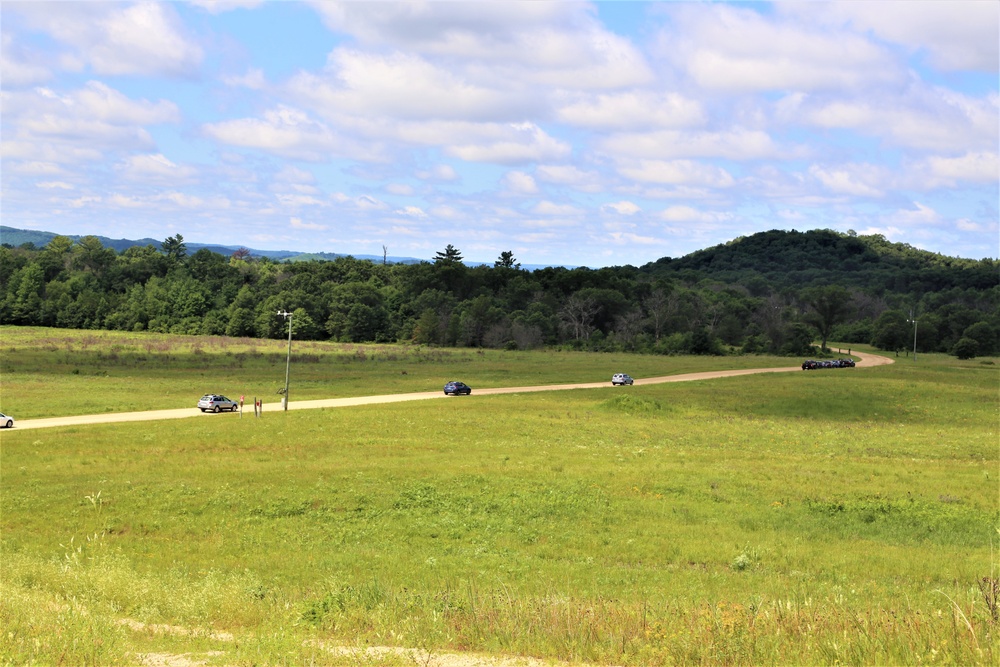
left=444, top=373, right=638, bottom=396
left=801, top=359, right=855, bottom=370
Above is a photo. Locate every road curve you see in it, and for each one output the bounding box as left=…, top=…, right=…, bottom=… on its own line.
left=9, top=350, right=892, bottom=431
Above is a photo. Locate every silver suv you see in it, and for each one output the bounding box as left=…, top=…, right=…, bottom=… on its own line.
left=611, top=373, right=634, bottom=386
left=198, top=394, right=239, bottom=412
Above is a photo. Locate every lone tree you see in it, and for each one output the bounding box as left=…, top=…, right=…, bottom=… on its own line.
left=434, top=244, right=463, bottom=264
left=495, top=250, right=520, bottom=269
left=161, top=234, right=187, bottom=262
left=801, top=285, right=854, bottom=351
left=871, top=310, right=910, bottom=354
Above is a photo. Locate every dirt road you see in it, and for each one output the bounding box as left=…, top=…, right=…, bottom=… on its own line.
left=10, top=350, right=892, bottom=431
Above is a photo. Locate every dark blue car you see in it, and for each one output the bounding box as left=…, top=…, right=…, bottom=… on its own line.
left=443, top=381, right=472, bottom=395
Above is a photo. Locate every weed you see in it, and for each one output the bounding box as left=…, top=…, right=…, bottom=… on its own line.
left=979, top=577, right=999, bottom=622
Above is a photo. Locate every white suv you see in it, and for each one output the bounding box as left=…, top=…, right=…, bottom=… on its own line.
left=611, top=373, right=634, bottom=386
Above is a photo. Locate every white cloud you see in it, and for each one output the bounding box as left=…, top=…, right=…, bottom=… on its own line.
left=386, top=183, right=414, bottom=196
left=799, top=1, right=999, bottom=72
left=801, top=90, right=998, bottom=152
left=808, top=163, right=886, bottom=197
left=617, top=159, right=736, bottom=188
left=429, top=205, right=462, bottom=220
left=1, top=32, right=52, bottom=86
left=36, top=181, right=74, bottom=190
left=8, top=161, right=63, bottom=175
left=290, top=217, right=326, bottom=231
left=600, top=128, right=782, bottom=161
left=310, top=2, right=653, bottom=88
left=416, top=164, right=458, bottom=181
left=118, top=153, right=197, bottom=185
left=69, top=195, right=103, bottom=208
left=78, top=191, right=231, bottom=211
left=7, top=2, right=203, bottom=77
left=658, top=206, right=734, bottom=224
left=535, top=164, right=601, bottom=192
left=203, top=106, right=379, bottom=161
left=658, top=4, right=899, bottom=93
left=886, top=202, right=941, bottom=226
left=5, top=82, right=179, bottom=126
left=955, top=219, right=986, bottom=232
left=223, top=68, right=267, bottom=90
left=274, top=165, right=317, bottom=185
left=502, top=171, right=538, bottom=195
left=913, top=151, right=1000, bottom=188
left=533, top=201, right=582, bottom=216
left=355, top=195, right=388, bottom=211
left=190, top=0, right=265, bottom=15
left=1, top=83, right=179, bottom=165
left=602, top=201, right=641, bottom=215
left=290, top=48, right=532, bottom=122
left=445, top=122, right=571, bottom=165
left=277, top=194, right=325, bottom=208
left=605, top=231, right=667, bottom=247
left=395, top=206, right=427, bottom=218
left=1, top=141, right=103, bottom=164
left=556, top=90, right=705, bottom=130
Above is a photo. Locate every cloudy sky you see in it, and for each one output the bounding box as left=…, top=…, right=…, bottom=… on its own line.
left=2, top=1, right=997, bottom=267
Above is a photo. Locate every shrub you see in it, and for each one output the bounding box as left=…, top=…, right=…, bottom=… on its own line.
left=952, top=337, right=979, bottom=359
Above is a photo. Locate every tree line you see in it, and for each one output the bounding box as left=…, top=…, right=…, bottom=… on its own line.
left=1, top=229, right=997, bottom=359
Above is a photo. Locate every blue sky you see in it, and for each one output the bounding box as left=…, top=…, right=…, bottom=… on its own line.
left=2, top=1, right=997, bottom=266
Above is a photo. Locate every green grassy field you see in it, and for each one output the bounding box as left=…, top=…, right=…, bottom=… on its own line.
left=0, top=326, right=811, bottom=419
left=1, top=328, right=997, bottom=665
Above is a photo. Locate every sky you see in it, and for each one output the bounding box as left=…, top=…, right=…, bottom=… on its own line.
left=1, top=1, right=998, bottom=267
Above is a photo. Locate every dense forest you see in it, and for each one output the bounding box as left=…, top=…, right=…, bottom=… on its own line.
left=1, top=229, right=997, bottom=359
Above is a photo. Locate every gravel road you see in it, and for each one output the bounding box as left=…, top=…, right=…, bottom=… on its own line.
left=10, top=351, right=892, bottom=431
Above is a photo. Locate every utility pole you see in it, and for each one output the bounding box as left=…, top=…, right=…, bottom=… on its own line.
left=277, top=310, right=293, bottom=410
left=908, top=309, right=918, bottom=361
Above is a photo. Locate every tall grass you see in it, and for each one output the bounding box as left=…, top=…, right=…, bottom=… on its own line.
left=1, top=329, right=997, bottom=664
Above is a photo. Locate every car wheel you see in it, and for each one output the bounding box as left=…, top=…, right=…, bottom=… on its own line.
left=232, top=406, right=238, bottom=412
left=214, top=405, right=221, bottom=413
left=4, top=420, right=10, bottom=428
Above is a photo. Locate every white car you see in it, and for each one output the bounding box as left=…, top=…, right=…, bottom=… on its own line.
left=611, top=373, right=634, bottom=386
left=0, top=412, right=14, bottom=428
left=197, top=394, right=239, bottom=413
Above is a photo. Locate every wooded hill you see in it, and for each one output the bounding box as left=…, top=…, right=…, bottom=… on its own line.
left=1, top=229, right=997, bottom=359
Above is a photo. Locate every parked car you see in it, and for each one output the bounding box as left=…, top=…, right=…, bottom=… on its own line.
left=0, top=412, right=13, bottom=428
left=612, top=373, right=634, bottom=385
left=443, top=381, right=472, bottom=395
left=802, top=359, right=855, bottom=370
left=198, top=394, right=239, bottom=412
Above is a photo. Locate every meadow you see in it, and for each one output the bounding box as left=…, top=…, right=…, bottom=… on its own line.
left=0, top=326, right=814, bottom=420
left=0, top=327, right=997, bottom=665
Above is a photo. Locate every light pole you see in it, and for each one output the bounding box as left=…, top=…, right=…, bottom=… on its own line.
left=277, top=310, right=292, bottom=410
left=908, top=309, right=918, bottom=361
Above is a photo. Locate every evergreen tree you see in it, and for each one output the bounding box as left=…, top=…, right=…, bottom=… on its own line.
left=434, top=244, right=463, bottom=264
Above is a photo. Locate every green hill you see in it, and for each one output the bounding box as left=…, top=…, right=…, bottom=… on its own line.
left=639, top=229, right=997, bottom=295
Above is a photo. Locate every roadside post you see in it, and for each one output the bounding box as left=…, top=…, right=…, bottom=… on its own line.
left=277, top=310, right=293, bottom=411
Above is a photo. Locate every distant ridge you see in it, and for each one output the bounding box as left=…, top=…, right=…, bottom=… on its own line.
left=0, top=226, right=571, bottom=269
left=0, top=226, right=422, bottom=264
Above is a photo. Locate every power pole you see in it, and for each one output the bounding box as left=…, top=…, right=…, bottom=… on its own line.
left=277, top=310, right=293, bottom=409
